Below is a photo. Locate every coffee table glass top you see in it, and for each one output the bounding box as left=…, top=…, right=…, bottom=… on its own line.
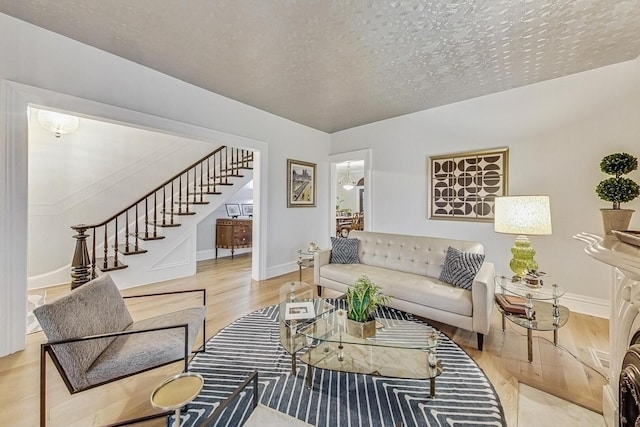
left=495, top=275, right=566, bottom=300
left=297, top=309, right=440, bottom=350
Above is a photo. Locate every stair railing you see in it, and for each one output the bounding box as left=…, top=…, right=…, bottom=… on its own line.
left=70, top=145, right=253, bottom=288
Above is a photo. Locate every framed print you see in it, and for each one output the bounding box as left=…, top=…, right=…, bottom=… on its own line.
left=287, top=159, right=316, bottom=207
left=429, top=147, right=508, bottom=222
left=241, top=204, right=253, bottom=217
left=225, top=203, right=241, bottom=218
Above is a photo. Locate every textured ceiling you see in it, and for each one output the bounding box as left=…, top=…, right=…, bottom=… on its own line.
left=2, top=1, right=640, bottom=133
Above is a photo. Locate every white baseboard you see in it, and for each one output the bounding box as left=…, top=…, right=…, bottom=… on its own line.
left=560, top=291, right=609, bottom=319
left=266, top=261, right=299, bottom=280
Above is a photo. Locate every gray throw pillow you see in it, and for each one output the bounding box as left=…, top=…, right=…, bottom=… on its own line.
left=330, top=237, right=360, bottom=264
left=439, top=246, right=485, bottom=290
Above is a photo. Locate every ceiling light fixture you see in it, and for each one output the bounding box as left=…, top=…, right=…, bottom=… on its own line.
left=37, top=110, right=80, bottom=138
left=342, top=162, right=356, bottom=191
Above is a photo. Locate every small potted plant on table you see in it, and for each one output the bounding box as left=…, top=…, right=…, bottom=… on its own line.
left=345, top=275, right=391, bottom=339
left=596, top=152, right=639, bottom=234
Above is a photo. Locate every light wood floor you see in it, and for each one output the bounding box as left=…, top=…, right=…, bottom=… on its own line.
left=0, top=254, right=609, bottom=427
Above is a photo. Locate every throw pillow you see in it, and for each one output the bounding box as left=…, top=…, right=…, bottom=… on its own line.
left=330, top=237, right=360, bottom=264
left=439, top=246, right=485, bottom=290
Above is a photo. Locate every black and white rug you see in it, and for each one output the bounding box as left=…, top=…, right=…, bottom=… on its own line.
left=179, top=300, right=506, bottom=427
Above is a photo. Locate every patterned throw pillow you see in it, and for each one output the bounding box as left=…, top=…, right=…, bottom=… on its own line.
left=439, top=246, right=485, bottom=290
left=330, top=237, right=360, bottom=264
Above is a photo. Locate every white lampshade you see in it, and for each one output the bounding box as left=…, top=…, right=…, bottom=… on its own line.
left=37, top=110, right=80, bottom=138
left=494, top=196, right=552, bottom=235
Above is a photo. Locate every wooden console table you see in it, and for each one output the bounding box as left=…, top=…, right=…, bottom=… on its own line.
left=216, top=218, right=252, bottom=259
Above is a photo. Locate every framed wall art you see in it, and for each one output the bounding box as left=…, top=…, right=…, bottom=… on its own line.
left=225, top=203, right=241, bottom=218
left=429, top=147, right=509, bottom=222
left=287, top=159, right=316, bottom=207
left=241, top=204, right=253, bottom=217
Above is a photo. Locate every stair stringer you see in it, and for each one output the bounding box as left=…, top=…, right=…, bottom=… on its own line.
left=107, top=170, right=254, bottom=289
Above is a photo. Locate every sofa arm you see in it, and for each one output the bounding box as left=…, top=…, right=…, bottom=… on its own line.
left=471, top=261, right=496, bottom=336
left=313, top=249, right=331, bottom=286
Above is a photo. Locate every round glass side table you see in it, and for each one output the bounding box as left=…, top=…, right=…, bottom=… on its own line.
left=495, top=275, right=570, bottom=363
left=151, top=372, right=204, bottom=427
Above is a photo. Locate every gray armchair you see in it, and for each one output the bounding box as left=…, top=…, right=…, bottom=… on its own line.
left=34, top=274, right=207, bottom=427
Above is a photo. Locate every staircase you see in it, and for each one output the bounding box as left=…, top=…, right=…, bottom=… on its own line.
left=70, top=145, right=253, bottom=289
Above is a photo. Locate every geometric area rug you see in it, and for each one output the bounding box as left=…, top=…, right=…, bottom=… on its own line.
left=27, top=292, right=46, bottom=334
left=180, top=299, right=506, bottom=426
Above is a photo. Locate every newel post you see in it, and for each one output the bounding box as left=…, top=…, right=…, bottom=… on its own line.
left=70, top=224, right=92, bottom=289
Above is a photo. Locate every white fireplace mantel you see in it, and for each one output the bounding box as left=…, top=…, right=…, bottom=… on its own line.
left=574, top=232, right=640, bottom=427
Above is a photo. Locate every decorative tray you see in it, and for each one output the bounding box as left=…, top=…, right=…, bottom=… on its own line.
left=612, top=230, right=640, bottom=248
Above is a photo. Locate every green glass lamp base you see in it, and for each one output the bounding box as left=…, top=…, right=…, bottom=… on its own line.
left=509, top=235, right=538, bottom=277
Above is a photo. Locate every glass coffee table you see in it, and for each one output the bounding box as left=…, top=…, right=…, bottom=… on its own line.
left=495, top=275, right=570, bottom=363
left=278, top=282, right=443, bottom=397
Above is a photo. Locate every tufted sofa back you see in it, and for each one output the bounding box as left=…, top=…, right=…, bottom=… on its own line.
left=349, top=231, right=484, bottom=279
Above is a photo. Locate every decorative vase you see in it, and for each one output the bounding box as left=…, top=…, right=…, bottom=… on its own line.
left=601, top=209, right=634, bottom=235
left=346, top=318, right=376, bottom=339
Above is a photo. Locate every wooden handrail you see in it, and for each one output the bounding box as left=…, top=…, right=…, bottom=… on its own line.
left=70, top=145, right=253, bottom=288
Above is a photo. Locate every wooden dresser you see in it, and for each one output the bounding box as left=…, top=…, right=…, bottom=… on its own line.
left=215, top=218, right=252, bottom=259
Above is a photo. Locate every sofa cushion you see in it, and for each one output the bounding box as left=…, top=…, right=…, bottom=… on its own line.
left=34, top=274, right=134, bottom=391
left=330, top=237, right=360, bottom=264
left=350, top=231, right=484, bottom=279
left=86, top=306, right=206, bottom=387
left=320, top=263, right=472, bottom=317
left=439, top=247, right=485, bottom=290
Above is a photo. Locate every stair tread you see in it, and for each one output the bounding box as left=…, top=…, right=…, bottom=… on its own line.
left=162, top=209, right=196, bottom=216
left=96, top=256, right=128, bottom=272
left=174, top=200, right=209, bottom=205
left=147, top=219, right=181, bottom=227
left=133, top=232, right=166, bottom=241
left=116, top=244, right=147, bottom=255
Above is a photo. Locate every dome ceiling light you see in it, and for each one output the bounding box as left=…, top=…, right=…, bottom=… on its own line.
left=37, top=110, right=80, bottom=138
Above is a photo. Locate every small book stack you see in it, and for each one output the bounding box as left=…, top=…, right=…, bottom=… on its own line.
left=495, top=294, right=530, bottom=316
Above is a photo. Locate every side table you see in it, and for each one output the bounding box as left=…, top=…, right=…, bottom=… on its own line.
left=495, top=275, right=570, bottom=363
left=298, top=249, right=321, bottom=295
left=151, top=372, right=204, bottom=427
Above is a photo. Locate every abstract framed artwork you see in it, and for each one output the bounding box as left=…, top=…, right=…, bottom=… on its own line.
left=287, top=159, right=316, bottom=207
left=429, top=147, right=509, bottom=222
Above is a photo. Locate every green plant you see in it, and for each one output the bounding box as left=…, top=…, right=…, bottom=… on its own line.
left=345, top=276, right=391, bottom=322
left=596, top=152, right=639, bottom=209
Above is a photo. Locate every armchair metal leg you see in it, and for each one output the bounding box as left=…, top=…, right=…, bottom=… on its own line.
left=40, top=345, right=47, bottom=427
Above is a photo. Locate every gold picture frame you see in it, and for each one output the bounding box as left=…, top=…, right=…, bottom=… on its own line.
left=429, top=147, right=509, bottom=222
left=287, top=159, right=316, bottom=207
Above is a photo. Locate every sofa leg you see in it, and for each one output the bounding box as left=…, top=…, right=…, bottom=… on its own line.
left=477, top=333, right=484, bottom=351
left=317, top=285, right=322, bottom=296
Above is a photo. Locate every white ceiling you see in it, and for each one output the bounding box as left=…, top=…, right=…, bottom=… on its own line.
left=2, top=1, right=640, bottom=133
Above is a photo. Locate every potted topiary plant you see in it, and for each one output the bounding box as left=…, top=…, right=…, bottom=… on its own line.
left=596, top=152, right=639, bottom=234
left=345, top=275, right=391, bottom=338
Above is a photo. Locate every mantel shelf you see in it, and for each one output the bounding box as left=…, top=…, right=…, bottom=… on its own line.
left=573, top=232, right=640, bottom=280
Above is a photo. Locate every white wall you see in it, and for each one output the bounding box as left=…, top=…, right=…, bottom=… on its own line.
left=0, top=13, right=329, bottom=356
left=331, top=58, right=640, bottom=316
left=28, top=110, right=217, bottom=279
left=0, top=12, right=329, bottom=273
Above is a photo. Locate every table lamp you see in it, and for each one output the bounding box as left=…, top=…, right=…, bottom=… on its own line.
left=494, top=195, right=552, bottom=277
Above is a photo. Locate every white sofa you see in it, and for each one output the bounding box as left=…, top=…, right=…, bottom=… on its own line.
left=314, top=230, right=495, bottom=350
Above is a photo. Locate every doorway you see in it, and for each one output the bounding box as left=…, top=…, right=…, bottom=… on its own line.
left=329, top=149, right=372, bottom=238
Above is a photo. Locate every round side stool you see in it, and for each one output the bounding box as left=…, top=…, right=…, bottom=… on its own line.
left=151, top=372, right=204, bottom=427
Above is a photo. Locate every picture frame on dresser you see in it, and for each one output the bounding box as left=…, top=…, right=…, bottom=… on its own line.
left=225, top=204, right=241, bottom=218
left=241, top=204, right=253, bottom=217
left=287, top=159, right=316, bottom=207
